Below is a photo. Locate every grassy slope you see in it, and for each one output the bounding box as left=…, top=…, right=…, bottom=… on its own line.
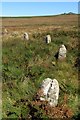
left=2, top=15, right=80, bottom=119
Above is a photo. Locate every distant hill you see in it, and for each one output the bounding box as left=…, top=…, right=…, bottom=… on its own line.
left=62, top=12, right=77, bottom=15
left=1, top=12, right=78, bottom=18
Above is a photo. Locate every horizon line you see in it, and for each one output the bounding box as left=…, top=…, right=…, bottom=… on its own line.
left=0, top=12, right=78, bottom=17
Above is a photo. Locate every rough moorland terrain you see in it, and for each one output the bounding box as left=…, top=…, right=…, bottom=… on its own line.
left=2, top=14, right=80, bottom=119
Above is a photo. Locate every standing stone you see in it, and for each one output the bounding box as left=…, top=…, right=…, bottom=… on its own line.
left=4, top=28, right=8, bottom=34
left=58, top=44, right=67, bottom=60
left=24, top=32, right=29, bottom=40
left=47, top=79, right=59, bottom=106
left=40, top=78, right=59, bottom=107
left=45, top=35, right=51, bottom=44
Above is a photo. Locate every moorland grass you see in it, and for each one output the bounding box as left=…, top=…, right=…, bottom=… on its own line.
left=2, top=29, right=79, bottom=119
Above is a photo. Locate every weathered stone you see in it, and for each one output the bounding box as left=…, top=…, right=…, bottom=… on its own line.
left=4, top=28, right=8, bottom=34
left=45, top=35, right=51, bottom=44
left=40, top=78, right=59, bottom=107
left=5, top=28, right=8, bottom=32
left=58, top=45, right=67, bottom=60
left=24, top=32, right=29, bottom=40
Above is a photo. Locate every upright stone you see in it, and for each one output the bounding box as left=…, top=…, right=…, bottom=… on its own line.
left=45, top=35, right=51, bottom=44
left=58, top=44, right=67, bottom=60
left=40, top=78, right=59, bottom=107
left=24, top=32, right=29, bottom=40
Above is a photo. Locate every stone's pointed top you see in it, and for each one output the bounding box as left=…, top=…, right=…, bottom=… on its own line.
left=42, top=78, right=52, bottom=86
left=47, top=34, right=50, bottom=36
left=43, top=78, right=52, bottom=81
left=61, top=44, right=66, bottom=48
left=52, top=78, right=57, bottom=81
left=24, top=32, right=28, bottom=35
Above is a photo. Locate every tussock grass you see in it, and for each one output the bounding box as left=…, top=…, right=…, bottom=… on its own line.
left=2, top=29, right=79, bottom=119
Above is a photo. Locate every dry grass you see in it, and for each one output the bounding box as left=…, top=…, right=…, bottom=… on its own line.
left=2, top=14, right=78, bottom=34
